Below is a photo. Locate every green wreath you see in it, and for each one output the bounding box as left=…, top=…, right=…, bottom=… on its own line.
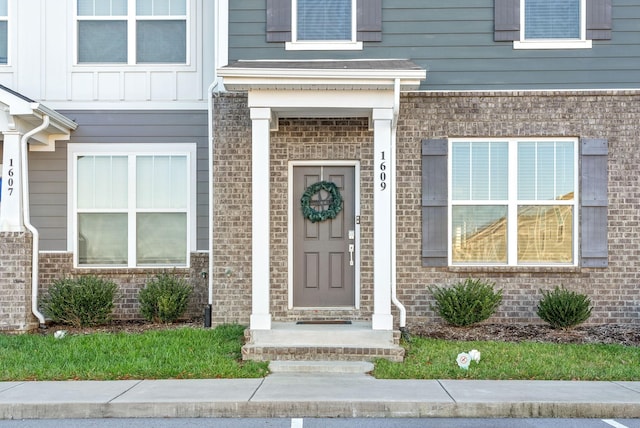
left=301, top=181, right=343, bottom=223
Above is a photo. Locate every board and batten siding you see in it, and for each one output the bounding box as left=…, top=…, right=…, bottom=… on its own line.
left=27, top=110, right=209, bottom=253
left=0, top=0, right=213, bottom=104
left=228, top=0, right=640, bottom=90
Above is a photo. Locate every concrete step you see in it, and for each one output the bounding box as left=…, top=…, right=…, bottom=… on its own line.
left=268, top=361, right=374, bottom=374
left=242, top=322, right=405, bottom=363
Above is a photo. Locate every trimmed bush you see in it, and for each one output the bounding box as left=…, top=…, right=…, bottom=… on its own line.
left=429, top=278, right=503, bottom=327
left=537, top=286, right=592, bottom=329
left=42, top=276, right=118, bottom=327
left=139, top=273, right=192, bottom=323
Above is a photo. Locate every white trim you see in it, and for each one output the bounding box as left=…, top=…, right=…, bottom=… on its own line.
left=285, top=41, right=363, bottom=51
left=447, top=137, right=579, bottom=267
left=67, top=142, right=197, bottom=269
left=514, top=40, right=592, bottom=50
left=44, top=100, right=207, bottom=110
left=287, top=160, right=361, bottom=311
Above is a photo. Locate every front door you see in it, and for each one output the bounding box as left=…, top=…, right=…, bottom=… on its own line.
left=292, top=165, right=356, bottom=307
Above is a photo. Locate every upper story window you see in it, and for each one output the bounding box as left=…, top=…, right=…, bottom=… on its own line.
left=520, top=0, right=589, bottom=48
left=77, top=0, right=187, bottom=64
left=294, top=0, right=355, bottom=46
left=524, top=0, right=582, bottom=40
left=494, top=0, right=612, bottom=49
left=0, top=0, right=8, bottom=64
left=266, top=0, right=381, bottom=51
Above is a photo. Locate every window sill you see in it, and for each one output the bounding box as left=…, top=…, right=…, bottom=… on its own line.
left=513, top=40, right=592, bottom=50
left=285, top=41, right=363, bottom=51
left=446, top=265, right=582, bottom=274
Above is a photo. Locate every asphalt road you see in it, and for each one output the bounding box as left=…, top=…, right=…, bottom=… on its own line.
left=0, top=419, right=639, bottom=428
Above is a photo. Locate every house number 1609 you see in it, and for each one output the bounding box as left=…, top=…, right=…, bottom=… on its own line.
left=379, top=151, right=387, bottom=191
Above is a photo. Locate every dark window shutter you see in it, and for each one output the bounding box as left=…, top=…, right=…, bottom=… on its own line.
left=494, top=0, right=520, bottom=41
left=266, top=0, right=292, bottom=42
left=586, top=0, right=612, bottom=40
left=422, top=139, right=448, bottom=267
left=580, top=138, right=608, bottom=268
left=357, top=0, right=382, bottom=42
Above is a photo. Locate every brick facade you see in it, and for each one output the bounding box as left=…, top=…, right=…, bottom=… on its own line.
left=37, top=252, right=209, bottom=322
left=213, top=90, right=640, bottom=328
left=0, top=232, right=39, bottom=332
left=5, top=90, right=635, bottom=331
left=397, top=90, right=640, bottom=327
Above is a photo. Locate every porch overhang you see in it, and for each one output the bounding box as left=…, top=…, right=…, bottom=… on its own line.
left=218, top=59, right=426, bottom=127
left=0, top=85, right=78, bottom=151
left=219, top=59, right=426, bottom=92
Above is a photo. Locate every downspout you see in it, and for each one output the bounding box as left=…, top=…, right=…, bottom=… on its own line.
left=204, top=80, right=219, bottom=328
left=22, top=115, right=50, bottom=328
left=390, top=78, right=407, bottom=334
left=204, top=0, right=226, bottom=327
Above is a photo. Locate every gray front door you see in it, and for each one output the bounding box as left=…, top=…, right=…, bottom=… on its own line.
left=293, top=165, right=356, bottom=307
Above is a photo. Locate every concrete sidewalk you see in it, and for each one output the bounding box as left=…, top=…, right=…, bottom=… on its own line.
left=1, top=372, right=640, bottom=420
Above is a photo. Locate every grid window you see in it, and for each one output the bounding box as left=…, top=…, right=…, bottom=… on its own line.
left=77, top=0, right=187, bottom=64
left=450, top=139, right=578, bottom=266
left=71, top=145, right=195, bottom=267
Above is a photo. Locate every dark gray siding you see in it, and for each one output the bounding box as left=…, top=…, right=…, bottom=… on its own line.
left=29, top=110, right=209, bottom=252
left=228, top=0, right=640, bottom=90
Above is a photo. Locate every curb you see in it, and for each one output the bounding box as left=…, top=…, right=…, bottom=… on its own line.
left=2, top=401, right=640, bottom=420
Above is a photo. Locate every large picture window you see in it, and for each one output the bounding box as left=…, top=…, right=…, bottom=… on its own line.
left=449, top=138, right=578, bottom=266
left=69, top=144, right=196, bottom=267
left=77, top=0, right=187, bottom=64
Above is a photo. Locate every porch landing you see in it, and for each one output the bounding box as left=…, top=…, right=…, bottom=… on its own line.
left=242, top=322, right=405, bottom=362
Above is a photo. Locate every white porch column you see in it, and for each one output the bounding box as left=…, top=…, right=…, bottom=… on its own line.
left=372, top=108, right=394, bottom=330
left=250, top=107, right=272, bottom=330
left=0, top=131, right=24, bottom=232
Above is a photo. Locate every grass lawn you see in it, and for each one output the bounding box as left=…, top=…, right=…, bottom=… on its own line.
left=0, top=324, right=268, bottom=381
left=1, top=324, right=638, bottom=381
left=374, top=336, right=640, bottom=381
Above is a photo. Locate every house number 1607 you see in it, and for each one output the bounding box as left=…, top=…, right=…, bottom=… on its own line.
left=379, top=151, right=387, bottom=190
left=6, top=158, right=14, bottom=195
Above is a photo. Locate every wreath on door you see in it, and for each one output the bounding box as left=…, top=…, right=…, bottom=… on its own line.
left=300, top=180, right=343, bottom=223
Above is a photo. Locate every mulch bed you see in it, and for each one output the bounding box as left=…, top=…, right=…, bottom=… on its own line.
left=40, top=319, right=640, bottom=347
left=408, top=323, right=640, bottom=347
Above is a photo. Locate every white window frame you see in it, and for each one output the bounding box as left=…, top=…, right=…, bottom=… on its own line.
left=448, top=137, right=579, bottom=267
left=286, top=0, right=363, bottom=51
left=67, top=143, right=197, bottom=268
left=74, top=0, right=191, bottom=65
left=514, top=0, right=592, bottom=50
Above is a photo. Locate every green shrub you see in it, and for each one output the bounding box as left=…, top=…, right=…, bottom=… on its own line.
left=429, top=278, right=503, bottom=327
left=139, top=273, right=192, bottom=323
left=537, top=286, right=592, bottom=329
left=42, top=276, right=118, bottom=327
